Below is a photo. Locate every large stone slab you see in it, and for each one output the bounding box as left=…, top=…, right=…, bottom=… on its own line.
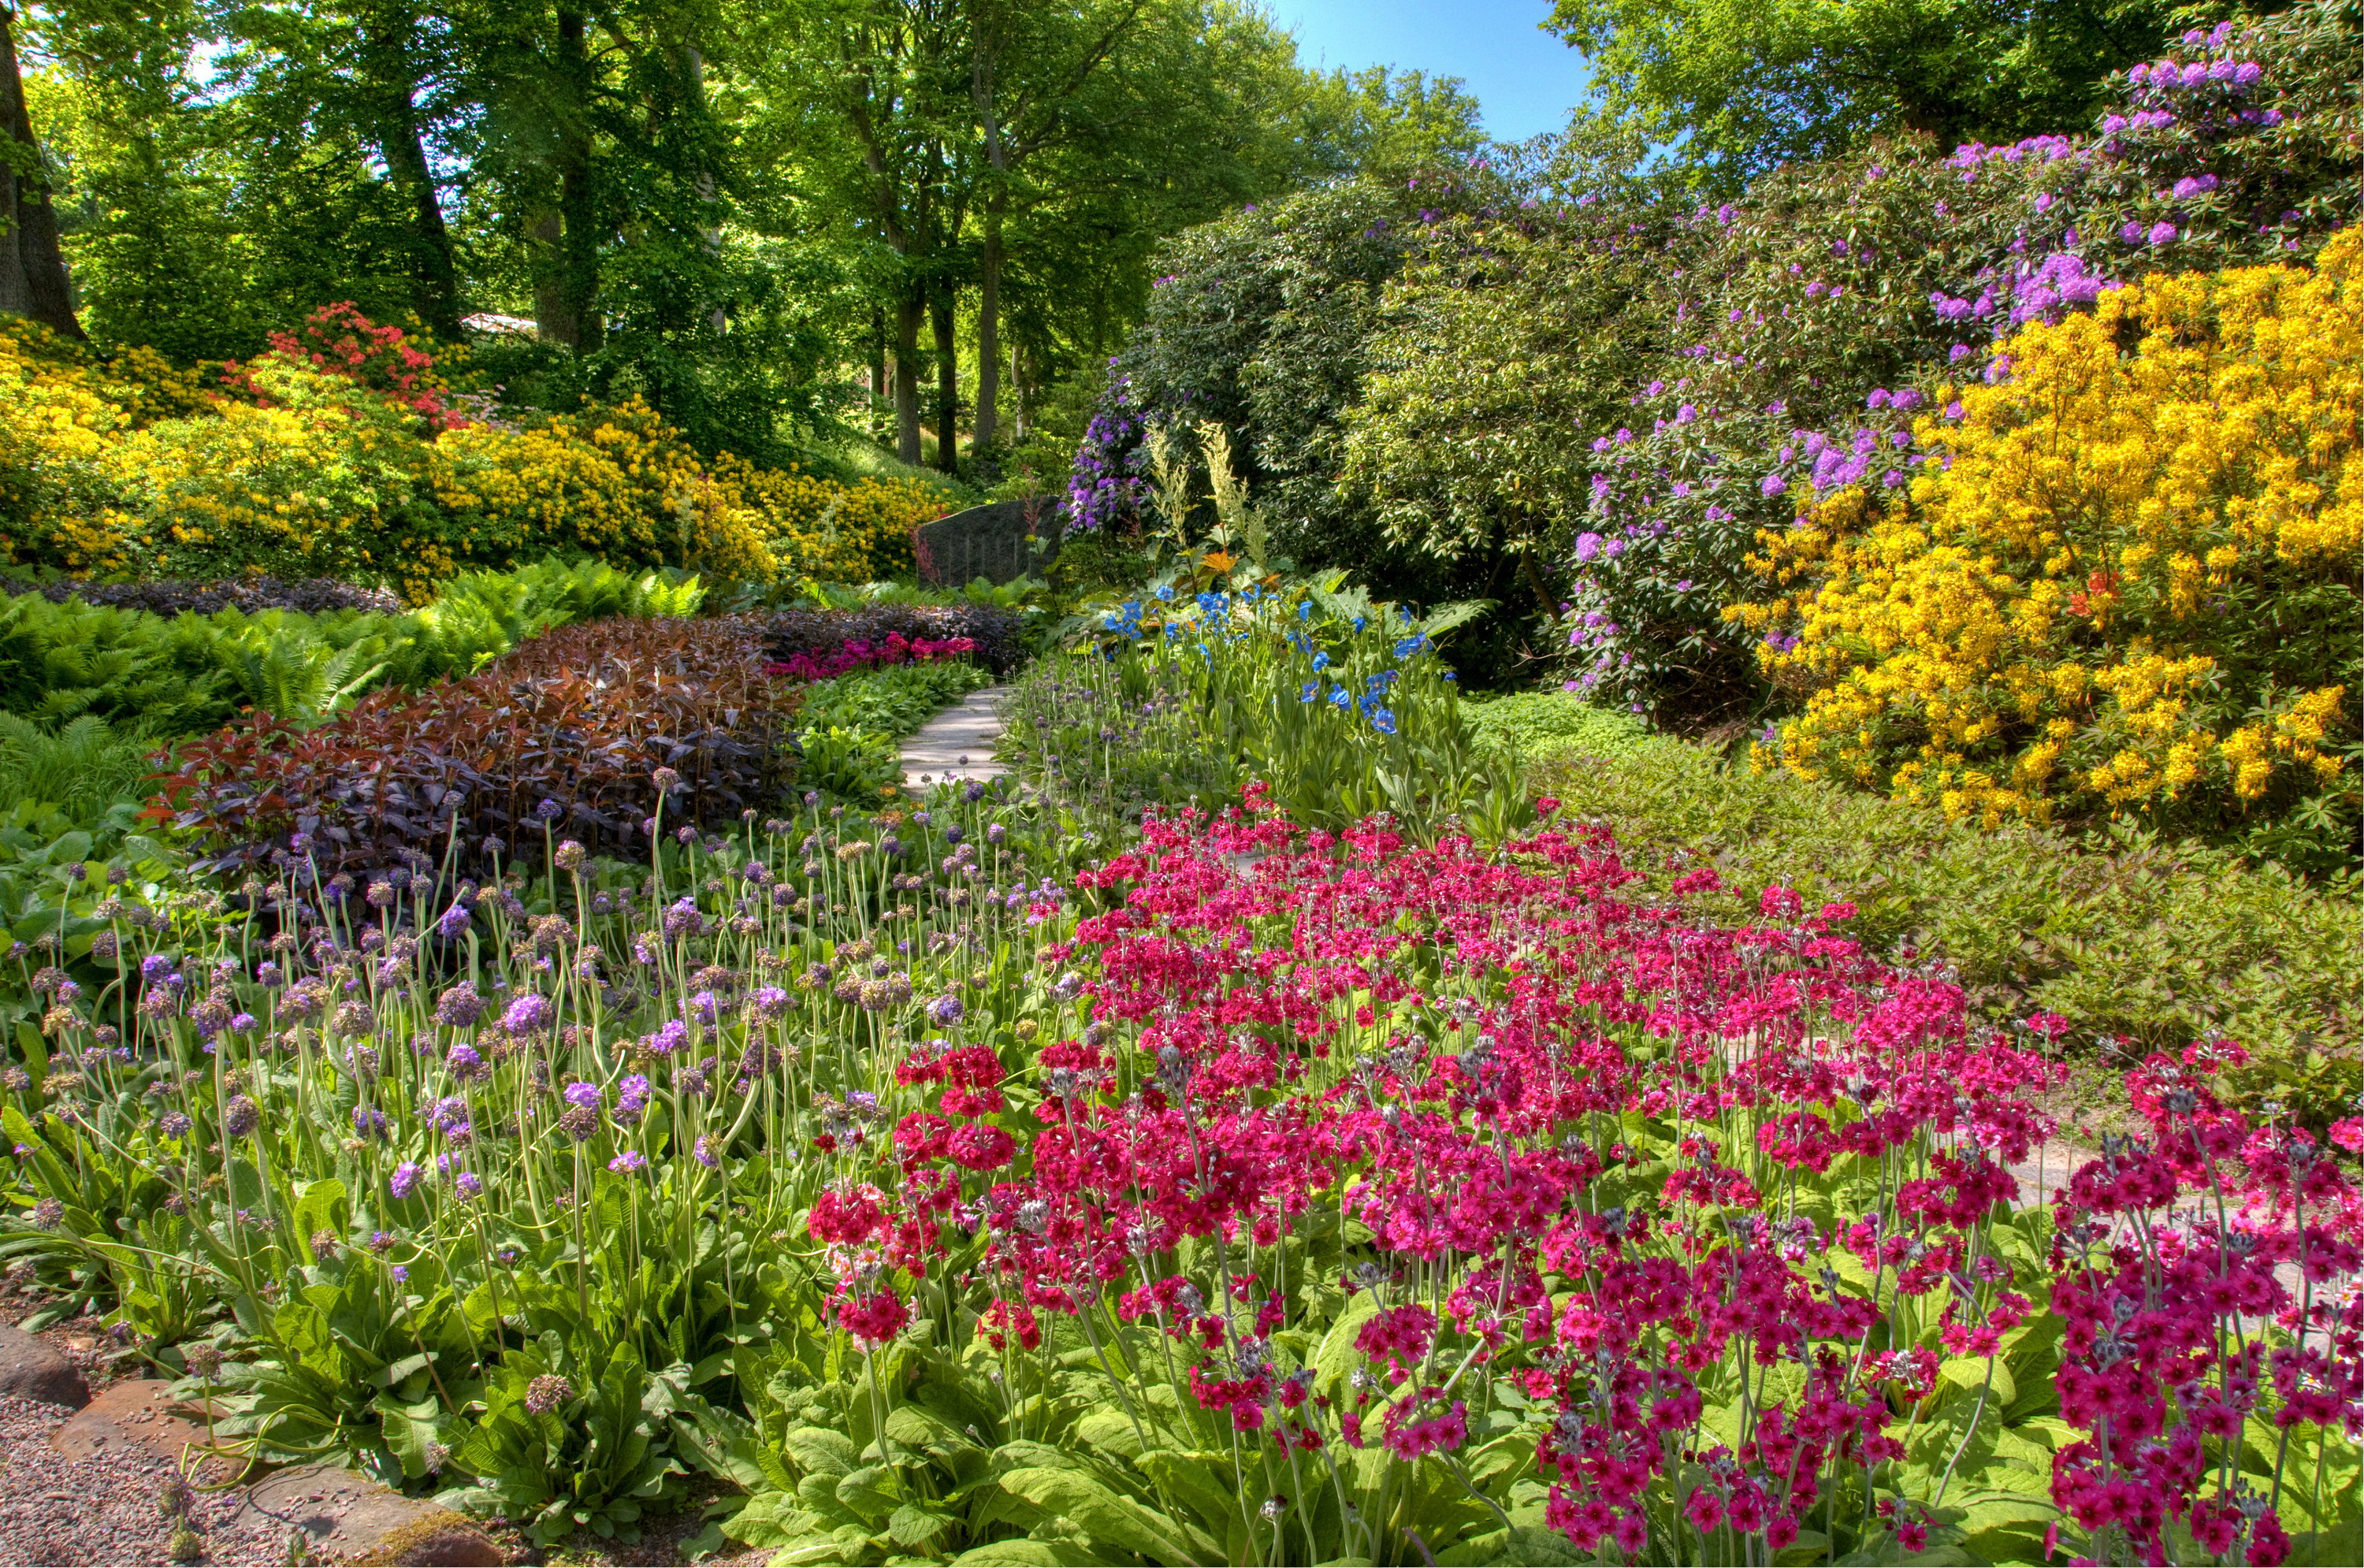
left=50, top=1378, right=230, bottom=1469
left=236, top=1464, right=502, bottom=1566
left=913, top=499, right=1061, bottom=587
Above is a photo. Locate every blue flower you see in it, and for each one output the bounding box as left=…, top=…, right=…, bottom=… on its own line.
left=1392, top=634, right=1429, bottom=659
left=1329, top=685, right=1350, bottom=709
left=1155, top=585, right=1176, bottom=601
left=1372, top=708, right=1398, bottom=734
left=1297, top=601, right=1313, bottom=622
left=1311, top=651, right=1330, bottom=672
left=1299, top=681, right=1320, bottom=702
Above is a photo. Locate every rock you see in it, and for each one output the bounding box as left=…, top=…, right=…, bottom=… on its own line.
left=49, top=1378, right=231, bottom=1470
left=913, top=498, right=1061, bottom=587
left=236, top=1465, right=501, bottom=1566
left=0, top=1322, right=88, bottom=1409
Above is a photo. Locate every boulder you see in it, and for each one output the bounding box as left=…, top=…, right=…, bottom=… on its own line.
left=913, top=498, right=1061, bottom=587
left=0, top=1321, right=88, bottom=1409
left=236, top=1465, right=502, bottom=1566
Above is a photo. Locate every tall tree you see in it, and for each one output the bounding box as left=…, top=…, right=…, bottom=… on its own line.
left=0, top=2, right=83, bottom=336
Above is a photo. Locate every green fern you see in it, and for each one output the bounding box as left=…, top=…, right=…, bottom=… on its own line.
left=0, top=713, right=159, bottom=819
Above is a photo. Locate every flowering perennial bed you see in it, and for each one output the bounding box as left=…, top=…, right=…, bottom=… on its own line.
left=3, top=762, right=2355, bottom=1562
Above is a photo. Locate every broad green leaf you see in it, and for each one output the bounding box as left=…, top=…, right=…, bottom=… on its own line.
left=784, top=1425, right=860, bottom=1478
left=835, top=1464, right=902, bottom=1525
left=998, top=1465, right=1194, bottom=1564
left=886, top=1503, right=956, bottom=1550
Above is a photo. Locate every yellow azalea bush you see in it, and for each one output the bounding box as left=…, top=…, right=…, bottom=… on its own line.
left=1, top=324, right=216, bottom=567
left=1733, top=227, right=2361, bottom=844
left=710, top=453, right=942, bottom=582
left=428, top=399, right=772, bottom=585
left=98, top=358, right=447, bottom=594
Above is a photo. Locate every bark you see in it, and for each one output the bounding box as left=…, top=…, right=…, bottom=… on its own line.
left=530, top=210, right=574, bottom=344
left=894, top=295, right=924, bottom=465
left=0, top=2, right=81, bottom=338
left=358, top=2, right=463, bottom=339
left=972, top=202, right=1003, bottom=453
left=930, top=286, right=957, bottom=474
left=545, top=6, right=600, bottom=351
left=867, top=305, right=887, bottom=439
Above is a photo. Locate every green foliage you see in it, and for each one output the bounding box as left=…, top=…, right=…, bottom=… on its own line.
left=1544, top=0, right=2174, bottom=188
left=0, top=715, right=157, bottom=822
left=0, top=555, right=704, bottom=742
left=1458, top=689, right=1650, bottom=767
left=1526, top=719, right=2362, bottom=1065
left=1012, top=565, right=1528, bottom=841
left=1340, top=159, right=1677, bottom=578
left=793, top=660, right=995, bottom=801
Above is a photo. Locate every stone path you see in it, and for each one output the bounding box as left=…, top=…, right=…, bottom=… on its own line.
left=901, top=684, right=1012, bottom=789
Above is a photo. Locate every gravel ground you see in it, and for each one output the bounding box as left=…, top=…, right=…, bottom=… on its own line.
left=0, top=1393, right=291, bottom=1566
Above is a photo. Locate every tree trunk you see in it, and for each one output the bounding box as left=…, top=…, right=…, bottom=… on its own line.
left=552, top=6, right=600, bottom=351
left=358, top=2, right=463, bottom=339
left=972, top=202, right=1003, bottom=453
left=867, top=305, right=886, bottom=437
left=930, top=287, right=957, bottom=474
left=0, top=3, right=82, bottom=339
left=894, top=294, right=924, bottom=465
left=530, top=210, right=574, bottom=344
left=1010, top=344, right=1024, bottom=442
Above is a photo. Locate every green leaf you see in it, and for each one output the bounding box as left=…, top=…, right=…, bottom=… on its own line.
left=784, top=1425, right=860, bottom=1478
left=886, top=1503, right=955, bottom=1550
left=999, top=1465, right=1195, bottom=1563
left=834, top=1465, right=902, bottom=1525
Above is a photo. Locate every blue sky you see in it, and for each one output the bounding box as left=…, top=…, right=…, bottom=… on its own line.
left=1266, top=0, right=1590, bottom=143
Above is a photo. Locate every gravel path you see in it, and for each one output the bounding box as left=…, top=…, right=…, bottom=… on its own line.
left=0, top=1394, right=288, bottom=1567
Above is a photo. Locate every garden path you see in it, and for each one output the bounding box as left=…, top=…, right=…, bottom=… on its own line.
left=901, top=685, right=1012, bottom=789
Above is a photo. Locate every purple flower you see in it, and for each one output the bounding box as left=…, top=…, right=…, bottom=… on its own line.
left=434, top=982, right=485, bottom=1029
left=693, top=1134, right=719, bottom=1169
left=1760, top=474, right=1788, bottom=498
left=501, top=994, right=552, bottom=1036
left=608, top=1150, right=649, bottom=1174
left=563, top=1080, right=601, bottom=1111
left=455, top=1172, right=483, bottom=1201
left=1573, top=532, right=1604, bottom=563
left=389, top=1162, right=422, bottom=1199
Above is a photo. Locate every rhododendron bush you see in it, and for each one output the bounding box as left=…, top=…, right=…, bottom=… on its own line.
left=7, top=759, right=2353, bottom=1562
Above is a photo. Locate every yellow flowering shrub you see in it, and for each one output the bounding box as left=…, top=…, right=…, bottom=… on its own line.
left=94, top=358, right=446, bottom=595
left=429, top=399, right=772, bottom=585
left=712, top=454, right=943, bottom=581
left=1, top=325, right=217, bottom=567
left=1733, top=228, right=2361, bottom=842
left=5, top=308, right=935, bottom=598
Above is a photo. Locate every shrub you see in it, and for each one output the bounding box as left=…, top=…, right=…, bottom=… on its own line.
left=1541, top=5, right=2358, bottom=718
left=0, top=574, right=405, bottom=617
left=760, top=604, right=1029, bottom=678
left=712, top=454, right=943, bottom=582
left=95, top=356, right=446, bottom=593
left=428, top=399, right=773, bottom=585
left=154, top=616, right=800, bottom=879
left=1734, top=230, right=2360, bottom=864
left=1528, top=724, right=2362, bottom=1085
left=1459, top=688, right=1653, bottom=764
